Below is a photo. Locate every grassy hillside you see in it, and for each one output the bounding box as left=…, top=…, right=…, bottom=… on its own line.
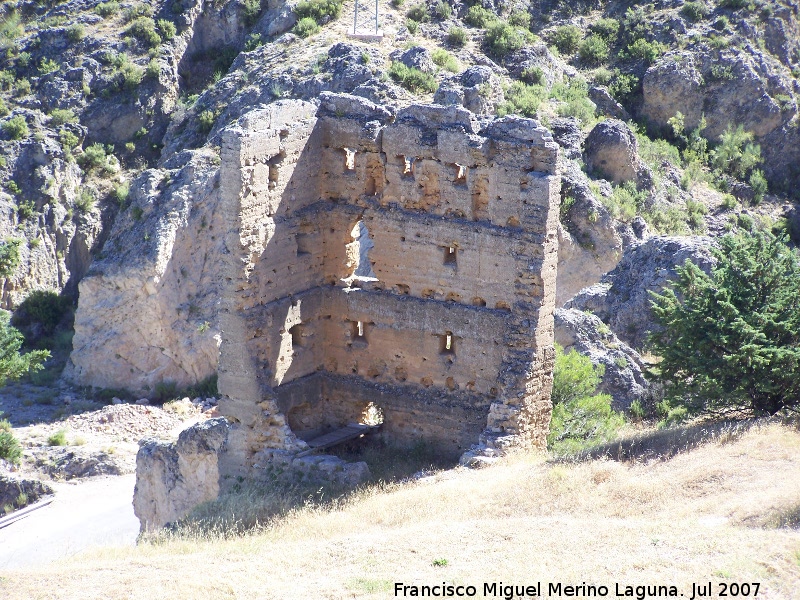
left=2, top=422, right=799, bottom=599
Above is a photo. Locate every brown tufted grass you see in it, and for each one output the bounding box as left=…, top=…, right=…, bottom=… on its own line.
left=2, top=422, right=799, bottom=599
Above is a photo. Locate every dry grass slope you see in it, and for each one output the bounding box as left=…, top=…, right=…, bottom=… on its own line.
left=1, top=424, right=799, bottom=599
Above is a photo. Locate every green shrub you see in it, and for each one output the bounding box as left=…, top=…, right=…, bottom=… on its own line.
left=39, top=57, right=60, bottom=74
left=78, top=143, right=108, bottom=171
left=0, top=99, right=7, bottom=117
left=114, top=182, right=130, bottom=206
left=547, top=345, right=624, bottom=455
left=681, top=1, right=709, bottom=22
left=464, top=6, right=496, bottom=28
left=47, top=429, right=68, bottom=447
left=621, top=38, right=665, bottom=64
left=241, top=0, right=263, bottom=25
left=66, top=23, right=85, bottom=42
left=484, top=21, right=531, bottom=58
left=686, top=199, right=707, bottom=231
left=2, top=115, right=28, bottom=140
left=447, top=26, right=467, bottom=47
left=590, top=17, right=619, bottom=43
left=0, top=239, right=21, bottom=276
left=198, top=109, right=216, bottom=133
left=294, top=0, right=343, bottom=23
left=709, top=63, right=734, bottom=81
left=497, top=81, right=546, bottom=117
left=76, top=188, right=95, bottom=213
left=713, top=15, right=729, bottom=31
left=49, top=108, right=77, bottom=126
left=157, top=19, right=177, bottom=41
left=432, top=1, right=451, bottom=20
left=603, top=181, right=646, bottom=221
left=578, top=34, right=609, bottom=65
left=120, top=61, right=144, bottom=89
left=123, top=3, right=153, bottom=21
left=244, top=32, right=264, bottom=51
left=431, top=48, right=459, bottom=73
left=16, top=51, right=30, bottom=68
left=60, top=130, right=79, bottom=151
left=550, top=77, right=595, bottom=123
left=521, top=65, right=544, bottom=85
left=126, top=16, right=162, bottom=47
left=17, top=200, right=35, bottom=221
left=621, top=5, right=652, bottom=44
left=711, top=124, right=761, bottom=179
left=406, top=4, right=430, bottom=22
left=508, top=10, right=530, bottom=29
left=0, top=311, right=49, bottom=387
left=14, top=78, right=31, bottom=97
left=95, top=1, right=120, bottom=17
left=749, top=169, right=768, bottom=204
left=0, top=428, right=22, bottom=464
left=293, top=16, right=320, bottom=37
left=552, top=25, right=581, bottom=54
left=14, top=290, right=72, bottom=336
left=146, top=58, right=160, bottom=78
left=388, top=61, right=437, bottom=94
left=0, top=70, right=13, bottom=91
left=406, top=19, right=418, bottom=34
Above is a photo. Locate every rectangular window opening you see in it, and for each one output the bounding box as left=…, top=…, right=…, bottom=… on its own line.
left=440, top=332, right=455, bottom=355
left=344, top=147, right=356, bottom=171
left=443, top=245, right=457, bottom=266
left=296, top=233, right=312, bottom=256
left=289, top=324, right=304, bottom=348
left=402, top=155, right=415, bottom=178
left=352, top=320, right=368, bottom=344
left=454, top=163, right=467, bottom=185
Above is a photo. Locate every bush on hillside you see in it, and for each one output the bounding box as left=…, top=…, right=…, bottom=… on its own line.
left=388, top=61, right=437, bottom=94
left=0, top=311, right=49, bottom=387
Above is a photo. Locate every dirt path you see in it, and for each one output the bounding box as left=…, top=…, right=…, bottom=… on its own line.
left=0, top=475, right=138, bottom=571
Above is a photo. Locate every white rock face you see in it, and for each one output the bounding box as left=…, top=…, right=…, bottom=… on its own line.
left=133, top=418, right=229, bottom=533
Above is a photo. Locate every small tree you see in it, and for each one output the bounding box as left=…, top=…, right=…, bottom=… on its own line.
left=0, top=311, right=49, bottom=386
left=649, top=230, right=800, bottom=416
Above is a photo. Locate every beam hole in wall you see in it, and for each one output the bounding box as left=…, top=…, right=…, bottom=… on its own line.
left=296, top=233, right=312, bottom=256
left=446, top=292, right=461, bottom=303
left=351, top=320, right=368, bottom=345
left=344, top=147, right=356, bottom=171
left=443, top=245, right=457, bottom=266
left=472, top=297, right=486, bottom=307
left=440, top=331, right=455, bottom=356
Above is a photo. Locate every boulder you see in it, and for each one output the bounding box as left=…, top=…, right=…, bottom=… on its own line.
left=0, top=475, right=54, bottom=512
left=583, top=119, right=652, bottom=188
left=434, top=66, right=504, bottom=116
left=133, top=418, right=229, bottom=532
left=566, top=236, right=716, bottom=349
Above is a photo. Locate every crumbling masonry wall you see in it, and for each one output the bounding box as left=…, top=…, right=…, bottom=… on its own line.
left=216, top=94, right=559, bottom=474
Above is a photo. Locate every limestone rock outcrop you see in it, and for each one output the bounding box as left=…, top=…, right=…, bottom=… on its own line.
left=566, top=236, right=716, bottom=349
left=583, top=120, right=652, bottom=189
left=133, top=417, right=229, bottom=533
left=554, top=308, right=648, bottom=410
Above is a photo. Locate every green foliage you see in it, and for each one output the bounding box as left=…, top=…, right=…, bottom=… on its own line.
left=242, top=0, right=263, bottom=25
left=0, top=11, right=23, bottom=54
left=604, top=180, right=646, bottom=222
left=0, top=99, right=7, bottom=117
left=433, top=1, right=452, bottom=20
left=497, top=81, right=546, bottom=117
left=17, top=200, right=35, bottom=221
left=406, top=4, right=430, bottom=22
left=15, top=291, right=72, bottom=336
left=95, top=1, right=120, bottom=17
left=75, top=188, right=95, bottom=212
left=114, top=182, right=130, bottom=206
left=157, top=19, right=177, bottom=41
left=484, top=21, right=531, bottom=58
left=388, top=61, right=437, bottom=94
left=120, top=60, right=145, bottom=89
left=66, top=23, right=85, bottom=42
left=711, top=125, right=762, bottom=179
left=508, top=10, right=530, bottom=29
left=0, top=427, right=22, bottom=464
left=146, top=58, right=160, bottom=78
left=709, top=63, right=734, bottom=81
left=621, top=38, right=665, bottom=64
left=49, top=108, right=77, bottom=126
left=552, top=25, right=581, bottom=54
left=550, top=77, right=595, bottom=123
left=198, top=109, right=217, bottom=133
left=621, top=5, right=652, bottom=45
left=293, top=16, right=320, bottom=37
left=447, top=26, right=467, bottom=47
left=47, top=429, right=68, bottom=446
left=578, top=34, right=609, bottom=65
left=78, top=143, right=108, bottom=171
left=126, top=17, right=162, bottom=47
left=681, top=1, right=709, bottom=22
left=464, top=6, right=496, bottom=28
left=294, top=0, right=343, bottom=23
left=749, top=169, right=768, bottom=204
left=0, top=311, right=49, bottom=387
left=521, top=65, right=544, bottom=85
left=244, top=32, right=264, bottom=51
left=650, top=230, right=800, bottom=417
left=123, top=3, right=153, bottom=22
left=60, top=130, right=79, bottom=151
left=431, top=49, right=459, bottom=73
left=0, top=239, right=21, bottom=277
left=14, top=78, right=31, bottom=97
left=608, top=72, right=639, bottom=102
left=548, top=345, right=624, bottom=455
left=590, top=18, right=619, bottom=43
left=405, top=19, right=418, bottom=34
left=2, top=115, right=28, bottom=140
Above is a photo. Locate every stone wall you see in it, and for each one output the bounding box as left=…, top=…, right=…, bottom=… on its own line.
left=216, top=93, right=560, bottom=475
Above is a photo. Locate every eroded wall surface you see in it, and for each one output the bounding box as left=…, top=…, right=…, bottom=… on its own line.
left=217, top=94, right=560, bottom=473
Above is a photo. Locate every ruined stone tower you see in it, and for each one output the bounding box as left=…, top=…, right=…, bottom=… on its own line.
left=216, top=93, right=560, bottom=474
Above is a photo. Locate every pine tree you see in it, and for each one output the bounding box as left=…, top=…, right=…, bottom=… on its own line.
left=0, top=310, right=49, bottom=386
left=649, top=230, right=800, bottom=416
